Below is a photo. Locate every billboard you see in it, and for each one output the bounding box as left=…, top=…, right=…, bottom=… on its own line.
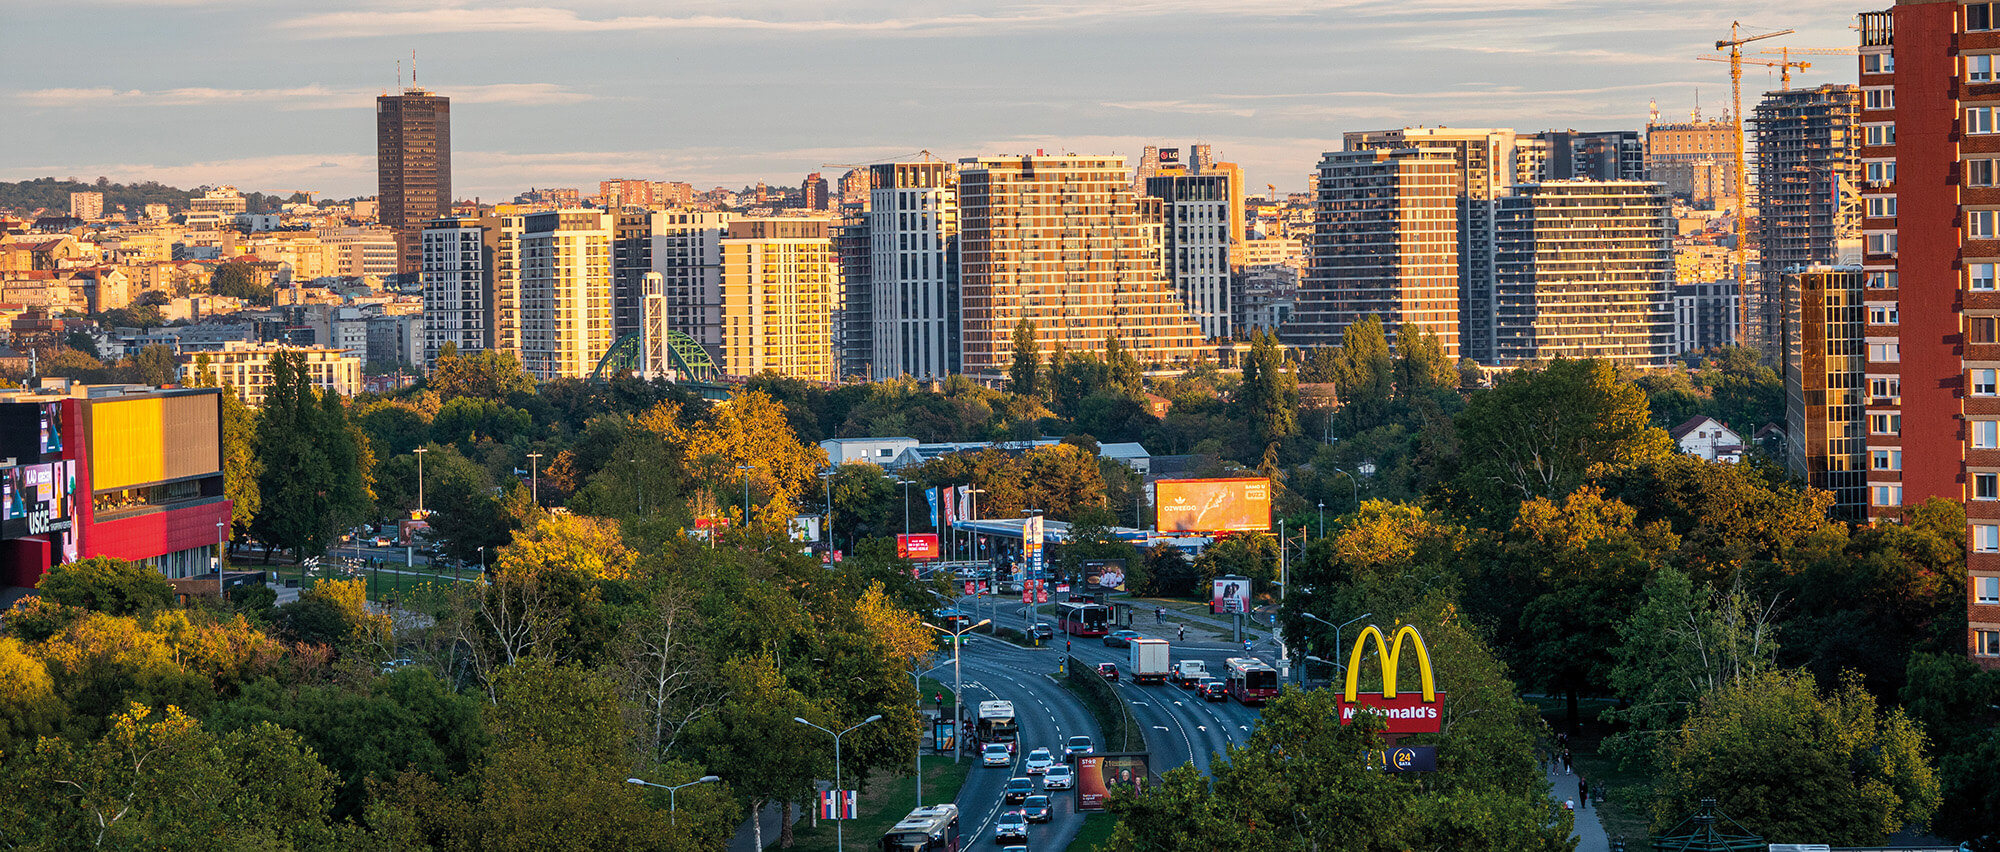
left=1155, top=478, right=1270, bottom=533
left=1334, top=624, right=1444, bottom=735
left=1082, top=558, right=1127, bottom=592
left=789, top=515, right=821, bottom=543
left=1211, top=576, right=1250, bottom=614
left=898, top=533, right=940, bottom=560
left=1076, top=753, right=1150, bottom=810
left=0, top=401, right=64, bottom=462
left=1023, top=514, right=1044, bottom=575
left=2, top=460, right=77, bottom=539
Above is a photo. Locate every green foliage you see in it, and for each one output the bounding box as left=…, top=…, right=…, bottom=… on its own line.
left=911, top=444, right=1109, bottom=521
left=1009, top=317, right=1041, bottom=398
left=252, top=352, right=375, bottom=559
left=1651, top=669, right=1939, bottom=844
left=1604, top=566, right=1779, bottom=742
left=1192, top=532, right=1277, bottom=602
left=0, top=176, right=200, bottom=215
left=208, top=261, right=272, bottom=304
left=1450, top=358, right=1674, bottom=518
left=1141, top=543, right=1198, bottom=598
left=428, top=343, right=537, bottom=400
left=1331, top=315, right=1394, bottom=430
left=34, top=557, right=172, bottom=616
left=1237, top=328, right=1298, bottom=448
left=1898, top=653, right=2000, bottom=839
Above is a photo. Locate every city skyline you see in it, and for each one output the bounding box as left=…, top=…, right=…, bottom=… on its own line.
left=5, top=0, right=1864, bottom=200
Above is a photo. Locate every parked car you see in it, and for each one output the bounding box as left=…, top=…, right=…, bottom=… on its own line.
left=1103, top=629, right=1143, bottom=648
left=1027, top=622, right=1055, bottom=640
left=983, top=743, right=1013, bottom=767
left=1043, top=764, right=1073, bottom=790
left=1021, top=795, right=1052, bottom=823
left=1024, top=748, right=1056, bottom=775
left=1200, top=680, right=1228, bottom=702
left=1095, top=662, right=1118, bottom=680
left=1063, top=735, right=1093, bottom=759
left=1004, top=777, right=1034, bottom=804
left=995, top=811, right=1028, bottom=842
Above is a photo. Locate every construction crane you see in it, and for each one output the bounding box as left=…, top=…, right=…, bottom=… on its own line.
left=819, top=150, right=944, bottom=170
left=1699, top=54, right=1811, bottom=90
left=1714, top=21, right=1795, bottom=346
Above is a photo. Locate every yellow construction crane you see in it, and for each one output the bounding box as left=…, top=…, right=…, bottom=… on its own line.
left=1714, top=21, right=1795, bottom=346
left=819, top=150, right=943, bottom=170
left=1700, top=54, right=1811, bottom=90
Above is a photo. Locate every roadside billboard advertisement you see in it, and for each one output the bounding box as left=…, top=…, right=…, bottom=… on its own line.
left=1023, top=513, right=1045, bottom=575
left=2, top=460, right=76, bottom=539
left=897, top=533, right=940, bottom=560
left=1075, top=753, right=1150, bottom=810
left=1155, top=478, right=1271, bottom=533
left=1082, top=559, right=1127, bottom=592
left=788, top=515, right=821, bottom=543
left=1335, top=624, right=1444, bottom=735
left=1210, top=576, right=1250, bottom=614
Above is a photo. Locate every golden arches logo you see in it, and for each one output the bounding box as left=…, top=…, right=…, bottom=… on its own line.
left=1343, top=624, right=1437, bottom=703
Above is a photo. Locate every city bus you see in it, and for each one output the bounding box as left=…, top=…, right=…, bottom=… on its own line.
left=881, top=804, right=960, bottom=852
left=1056, top=601, right=1111, bottom=637
left=1223, top=656, right=1279, bottom=705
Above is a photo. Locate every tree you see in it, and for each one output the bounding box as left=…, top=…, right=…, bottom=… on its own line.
left=1330, top=315, right=1393, bottom=430
left=122, top=344, right=178, bottom=387
left=251, top=353, right=374, bottom=559
left=1008, top=317, right=1042, bottom=398
left=1392, top=325, right=1458, bottom=401
left=208, top=261, right=271, bottom=304
left=187, top=358, right=262, bottom=534
left=1450, top=357, right=1675, bottom=517
left=34, top=556, right=172, bottom=615
left=1236, top=329, right=1298, bottom=448
left=1651, top=669, right=1939, bottom=844
left=428, top=343, right=537, bottom=400
left=1603, top=566, right=1780, bottom=745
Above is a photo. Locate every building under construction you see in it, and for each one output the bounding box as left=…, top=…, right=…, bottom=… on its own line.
left=1753, top=84, right=1863, bottom=359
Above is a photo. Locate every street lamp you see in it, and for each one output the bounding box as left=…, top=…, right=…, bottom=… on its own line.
left=1301, top=612, right=1372, bottom=682
left=625, top=775, right=719, bottom=825
left=738, top=464, right=756, bottom=526
left=908, top=660, right=952, bottom=807
left=1317, top=502, right=1324, bottom=539
left=821, top=469, right=835, bottom=556
left=525, top=452, right=543, bottom=506
left=412, top=446, right=429, bottom=517
left=215, top=521, right=227, bottom=600
left=895, top=479, right=914, bottom=536
left=476, top=545, right=485, bottom=579
left=792, top=714, right=883, bottom=852
left=922, top=617, right=990, bottom=764
left=1330, top=468, right=1358, bottom=515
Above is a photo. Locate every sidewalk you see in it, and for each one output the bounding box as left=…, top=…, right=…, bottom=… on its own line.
left=1546, top=760, right=1610, bottom=852
left=727, top=801, right=791, bottom=852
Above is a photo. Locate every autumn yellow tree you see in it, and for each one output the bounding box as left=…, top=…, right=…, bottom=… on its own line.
left=685, top=390, right=827, bottom=522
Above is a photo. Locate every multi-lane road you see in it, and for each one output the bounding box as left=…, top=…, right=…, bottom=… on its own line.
left=939, top=599, right=1267, bottom=850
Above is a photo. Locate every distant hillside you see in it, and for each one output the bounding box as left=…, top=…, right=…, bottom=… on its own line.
left=0, top=177, right=303, bottom=217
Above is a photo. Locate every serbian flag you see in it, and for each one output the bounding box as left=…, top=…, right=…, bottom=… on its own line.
left=819, top=790, right=856, bottom=820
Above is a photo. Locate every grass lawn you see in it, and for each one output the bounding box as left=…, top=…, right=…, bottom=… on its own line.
left=1067, top=811, right=1120, bottom=851
left=783, top=759, right=973, bottom=852
left=1534, top=697, right=1654, bottom=851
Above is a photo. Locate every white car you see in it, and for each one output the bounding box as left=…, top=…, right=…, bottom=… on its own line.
left=1042, top=763, right=1073, bottom=790
left=982, top=743, right=1012, bottom=767
left=1024, top=747, right=1056, bottom=775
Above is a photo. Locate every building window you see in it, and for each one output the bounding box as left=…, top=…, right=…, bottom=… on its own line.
left=1978, top=317, right=2000, bottom=343
left=1873, top=485, right=1904, bottom=507
left=1975, top=159, right=1999, bottom=187
left=1866, top=124, right=1898, bottom=146
left=1870, top=342, right=1901, bottom=362
left=1866, top=196, right=1898, bottom=218
left=1975, top=263, right=1999, bottom=291
left=1866, top=161, right=1898, bottom=184
left=1871, top=377, right=1902, bottom=397
left=1978, top=524, right=2000, bottom=553
left=1978, top=576, right=2000, bottom=605
left=1978, top=629, right=2000, bottom=657
left=1972, top=107, right=1999, bottom=135
left=1975, top=3, right=1999, bottom=32
left=1866, top=87, right=1897, bottom=109
left=1870, top=305, right=1900, bottom=325
left=1981, top=368, right=2000, bottom=396
left=1865, top=53, right=1896, bottom=74
left=1979, top=419, right=2000, bottom=448
left=1977, top=211, right=2000, bottom=240
left=1868, top=232, right=1900, bottom=254
left=1975, top=54, right=1998, bottom=82
left=1867, top=270, right=1898, bottom=289
left=1982, top=473, right=2000, bottom=499
left=1874, top=449, right=1905, bottom=470
left=1872, top=413, right=1903, bottom=435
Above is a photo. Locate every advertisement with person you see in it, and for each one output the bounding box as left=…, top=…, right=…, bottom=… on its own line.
left=897, top=533, right=940, bottom=560
left=1082, top=559, right=1127, bottom=592
left=1155, top=478, right=1272, bottom=533
left=1211, top=576, right=1250, bottom=614
left=1076, top=753, right=1150, bottom=810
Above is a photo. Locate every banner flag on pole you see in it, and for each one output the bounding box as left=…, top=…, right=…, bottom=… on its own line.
left=818, top=790, right=857, bottom=820
left=942, top=486, right=957, bottom=528
left=958, top=487, right=972, bottom=522
left=926, top=488, right=940, bottom=529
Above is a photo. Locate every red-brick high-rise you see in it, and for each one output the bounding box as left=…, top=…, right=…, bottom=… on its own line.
left=377, top=87, right=451, bottom=278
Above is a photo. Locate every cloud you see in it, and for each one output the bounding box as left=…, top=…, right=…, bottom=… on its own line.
left=10, top=83, right=593, bottom=110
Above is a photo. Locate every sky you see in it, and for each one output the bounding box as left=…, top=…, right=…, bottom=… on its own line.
left=2, top=0, right=1869, bottom=201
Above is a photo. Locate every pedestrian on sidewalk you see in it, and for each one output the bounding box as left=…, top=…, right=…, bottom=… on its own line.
left=1178, top=625, right=1185, bottom=642
left=1561, top=749, right=1572, bottom=775
left=1155, top=607, right=1164, bottom=624
left=1577, top=777, right=1587, bottom=808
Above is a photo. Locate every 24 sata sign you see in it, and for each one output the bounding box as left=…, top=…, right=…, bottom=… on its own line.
left=1334, top=624, right=1444, bottom=734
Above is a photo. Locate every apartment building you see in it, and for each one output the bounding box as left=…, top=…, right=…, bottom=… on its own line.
left=419, top=216, right=489, bottom=368
left=834, top=203, right=873, bottom=379
left=869, top=161, right=958, bottom=380
left=1143, top=157, right=1246, bottom=340
left=1287, top=147, right=1461, bottom=357
left=1783, top=266, right=1869, bottom=520
left=518, top=210, right=613, bottom=380
left=377, top=87, right=452, bottom=276
left=1645, top=118, right=1737, bottom=207
left=1491, top=181, right=1675, bottom=367
left=1754, top=84, right=1865, bottom=358
left=719, top=218, right=837, bottom=381
left=180, top=341, right=362, bottom=406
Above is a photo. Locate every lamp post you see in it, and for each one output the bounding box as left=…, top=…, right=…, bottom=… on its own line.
left=625, top=775, right=719, bottom=825
left=412, top=446, right=429, bottom=517
left=923, top=617, right=989, bottom=764
left=476, top=545, right=485, bottom=579
left=1277, top=518, right=1287, bottom=674
left=1301, top=612, right=1372, bottom=683
left=1317, top=502, right=1325, bottom=539
left=908, top=660, right=951, bottom=807
left=896, top=479, right=913, bottom=536
left=792, top=714, right=883, bottom=852
left=822, top=469, right=835, bottom=556
left=964, top=487, right=985, bottom=564
left=632, top=458, right=643, bottom=516
left=215, top=521, right=227, bottom=600
left=738, top=463, right=755, bottom=526
left=1331, top=468, right=1358, bottom=515
left=525, top=452, right=543, bottom=506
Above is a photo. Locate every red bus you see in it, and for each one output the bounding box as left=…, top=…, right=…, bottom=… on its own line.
left=1223, top=657, right=1279, bottom=705
left=1057, top=602, right=1111, bottom=637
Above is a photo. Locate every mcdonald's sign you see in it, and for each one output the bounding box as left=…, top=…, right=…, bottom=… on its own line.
left=1334, top=624, right=1443, bottom=734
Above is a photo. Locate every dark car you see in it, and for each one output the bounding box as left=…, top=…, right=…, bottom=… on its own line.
left=1200, top=680, right=1228, bottom=702
left=995, top=811, right=1028, bottom=842
left=1103, top=629, right=1143, bottom=648
left=1095, top=661, right=1118, bottom=681
left=1021, top=795, right=1052, bottom=823
left=1027, top=622, right=1055, bottom=640
left=1004, top=777, right=1034, bottom=804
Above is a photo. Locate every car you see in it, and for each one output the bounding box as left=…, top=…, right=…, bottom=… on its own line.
left=1021, top=795, right=1052, bottom=823
left=1103, top=629, right=1143, bottom=648
left=1003, top=777, right=1034, bottom=804
left=1200, top=679, right=1228, bottom=702
left=983, top=743, right=1013, bottom=767
left=1095, top=662, right=1118, bottom=681
left=1063, top=735, right=1093, bottom=759
left=1026, top=622, right=1055, bottom=640
left=995, top=811, right=1028, bottom=842
left=1042, top=763, right=1073, bottom=790
left=1024, top=748, right=1056, bottom=775
left=379, top=658, right=416, bottom=675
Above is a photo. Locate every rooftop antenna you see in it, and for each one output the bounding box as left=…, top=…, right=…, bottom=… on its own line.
left=411, top=49, right=417, bottom=88
left=396, top=59, right=402, bottom=92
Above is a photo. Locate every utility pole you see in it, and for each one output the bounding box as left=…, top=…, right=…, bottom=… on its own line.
left=525, top=452, right=543, bottom=506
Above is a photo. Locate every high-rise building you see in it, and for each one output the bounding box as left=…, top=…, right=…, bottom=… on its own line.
left=834, top=203, right=873, bottom=380
left=1528, top=130, right=1647, bottom=182
left=869, top=161, right=958, bottom=380
left=377, top=87, right=452, bottom=277
left=1142, top=150, right=1247, bottom=340
left=956, top=154, right=1209, bottom=381
left=720, top=218, right=837, bottom=381
left=1287, top=147, right=1461, bottom=356
left=1645, top=117, right=1736, bottom=207
left=1491, top=181, right=1675, bottom=367
left=518, top=210, right=613, bottom=380
left=1783, top=266, right=1868, bottom=520
left=484, top=212, right=527, bottom=355
left=643, top=210, right=732, bottom=352
left=1344, top=127, right=1518, bottom=361
left=68, top=192, right=103, bottom=221
left=801, top=173, right=830, bottom=211
left=839, top=168, right=873, bottom=207
left=1753, top=84, right=1864, bottom=357
left=419, top=216, right=489, bottom=368
left=1852, top=4, right=1994, bottom=667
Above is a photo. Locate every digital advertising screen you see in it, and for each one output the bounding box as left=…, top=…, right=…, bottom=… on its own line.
left=1211, top=577, right=1251, bottom=614
left=1156, top=478, right=1271, bottom=533
left=1076, top=753, right=1150, bottom=811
